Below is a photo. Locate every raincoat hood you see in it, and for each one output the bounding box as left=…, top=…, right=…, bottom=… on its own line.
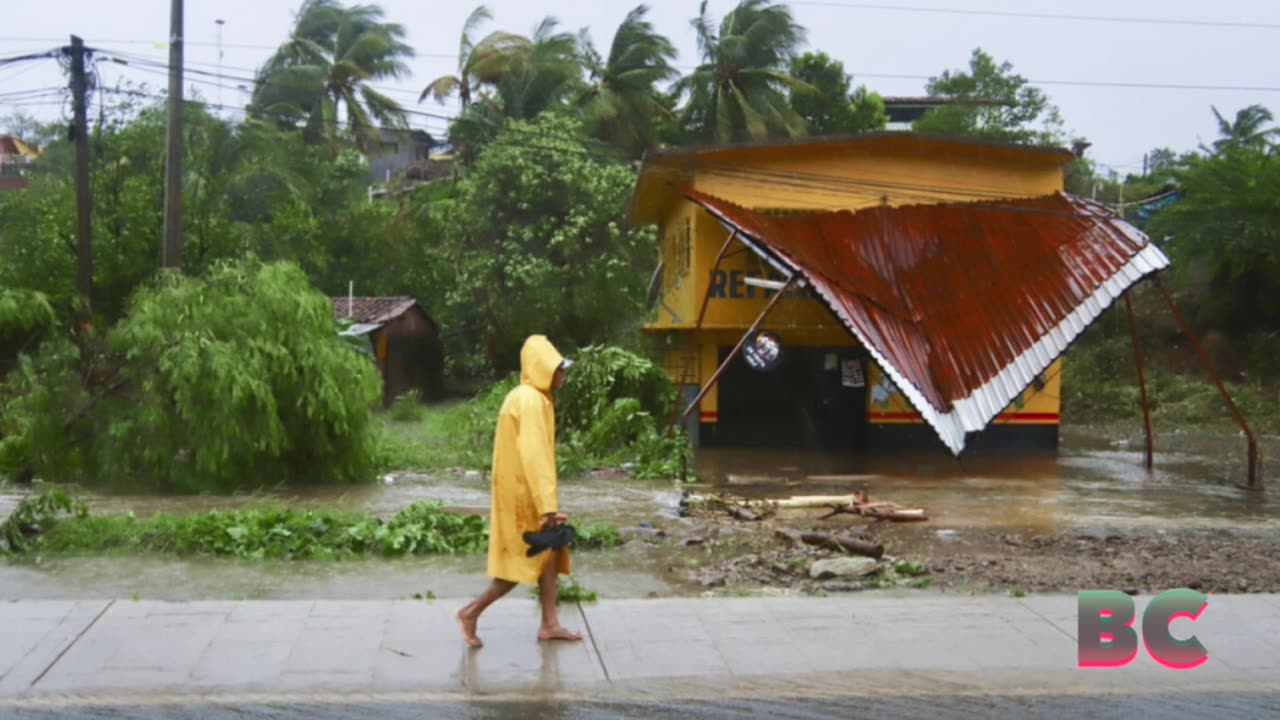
left=520, top=335, right=565, bottom=394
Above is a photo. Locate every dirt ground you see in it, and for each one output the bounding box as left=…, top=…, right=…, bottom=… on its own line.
left=654, top=497, right=1280, bottom=596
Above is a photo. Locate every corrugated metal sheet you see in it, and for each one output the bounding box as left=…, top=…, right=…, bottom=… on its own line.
left=331, top=297, right=420, bottom=325
left=682, top=189, right=1171, bottom=455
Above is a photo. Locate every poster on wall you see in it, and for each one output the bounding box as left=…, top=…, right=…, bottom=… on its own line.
left=743, top=332, right=784, bottom=372
left=841, top=359, right=865, bottom=387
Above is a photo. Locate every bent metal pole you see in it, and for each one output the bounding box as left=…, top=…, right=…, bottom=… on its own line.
left=680, top=273, right=800, bottom=425
left=1155, top=278, right=1260, bottom=489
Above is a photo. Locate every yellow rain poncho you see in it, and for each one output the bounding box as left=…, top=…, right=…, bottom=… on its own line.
left=487, top=335, right=570, bottom=586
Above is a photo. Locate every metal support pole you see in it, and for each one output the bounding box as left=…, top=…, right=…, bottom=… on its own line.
left=1124, top=293, right=1154, bottom=470
left=680, top=273, right=800, bottom=425
left=695, top=229, right=737, bottom=331
left=1155, top=279, right=1260, bottom=489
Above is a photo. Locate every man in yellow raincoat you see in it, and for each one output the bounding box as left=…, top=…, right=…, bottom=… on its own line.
left=457, top=335, right=583, bottom=648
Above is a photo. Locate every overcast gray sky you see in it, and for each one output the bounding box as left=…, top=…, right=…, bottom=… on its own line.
left=3, top=0, right=1278, bottom=173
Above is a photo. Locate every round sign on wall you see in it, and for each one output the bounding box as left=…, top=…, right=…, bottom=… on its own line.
left=742, top=331, right=784, bottom=372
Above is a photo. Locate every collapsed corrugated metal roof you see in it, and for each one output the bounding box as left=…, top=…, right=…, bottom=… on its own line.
left=682, top=189, right=1171, bottom=455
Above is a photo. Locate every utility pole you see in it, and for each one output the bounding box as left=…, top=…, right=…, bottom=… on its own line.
left=68, top=35, right=93, bottom=326
left=215, top=19, right=224, bottom=111
left=162, top=0, right=184, bottom=268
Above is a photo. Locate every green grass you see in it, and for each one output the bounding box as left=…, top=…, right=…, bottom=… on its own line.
left=374, top=391, right=502, bottom=472
left=1063, top=339, right=1280, bottom=434
left=388, top=390, right=427, bottom=423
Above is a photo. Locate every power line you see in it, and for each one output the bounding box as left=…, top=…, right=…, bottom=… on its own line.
left=0, top=36, right=457, bottom=58
left=787, top=1, right=1280, bottom=30
left=833, top=71, right=1280, bottom=94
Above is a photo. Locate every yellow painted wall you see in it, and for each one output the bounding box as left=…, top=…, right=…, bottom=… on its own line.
left=690, top=142, right=1063, bottom=213
left=866, top=359, right=1063, bottom=426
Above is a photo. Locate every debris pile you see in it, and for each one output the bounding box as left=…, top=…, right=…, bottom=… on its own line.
left=679, top=490, right=926, bottom=524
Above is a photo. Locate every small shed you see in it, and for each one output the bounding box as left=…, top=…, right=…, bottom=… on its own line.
left=332, top=296, right=444, bottom=406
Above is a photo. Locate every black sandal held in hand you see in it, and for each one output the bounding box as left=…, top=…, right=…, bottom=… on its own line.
left=523, top=525, right=577, bottom=557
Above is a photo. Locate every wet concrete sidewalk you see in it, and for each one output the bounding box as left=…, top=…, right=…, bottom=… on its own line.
left=1, top=594, right=1278, bottom=708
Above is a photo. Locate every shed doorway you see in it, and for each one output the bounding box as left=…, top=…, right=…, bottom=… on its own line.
left=707, top=346, right=870, bottom=449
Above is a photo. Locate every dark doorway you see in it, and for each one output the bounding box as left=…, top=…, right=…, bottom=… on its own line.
left=705, top=346, right=869, bottom=449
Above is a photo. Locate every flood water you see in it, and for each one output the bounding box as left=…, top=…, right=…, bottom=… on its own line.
left=1, top=426, right=1275, bottom=601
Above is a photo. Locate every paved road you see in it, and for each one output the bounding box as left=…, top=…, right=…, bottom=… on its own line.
left=1, top=594, right=1277, bottom=718
left=5, top=692, right=1280, bottom=719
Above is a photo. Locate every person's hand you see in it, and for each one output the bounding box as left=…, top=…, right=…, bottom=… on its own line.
left=541, top=513, right=568, bottom=530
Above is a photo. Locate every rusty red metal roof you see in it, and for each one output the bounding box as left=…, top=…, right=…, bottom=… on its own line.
left=331, top=296, right=420, bottom=325
left=682, top=189, right=1170, bottom=454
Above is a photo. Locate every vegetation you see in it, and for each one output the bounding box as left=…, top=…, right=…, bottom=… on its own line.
left=788, top=52, right=887, bottom=136
left=676, top=0, right=811, bottom=144
left=377, top=345, right=692, bottom=479
left=0, top=489, right=622, bottom=561
left=2, top=0, right=1277, bottom=497
left=388, top=390, right=427, bottom=423
left=436, top=114, right=655, bottom=373
left=0, top=259, right=384, bottom=493
left=251, top=0, right=416, bottom=153
left=535, top=575, right=599, bottom=604
left=913, top=48, right=1065, bottom=146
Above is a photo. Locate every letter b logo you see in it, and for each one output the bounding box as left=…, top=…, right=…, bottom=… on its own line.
left=1078, top=590, right=1208, bottom=669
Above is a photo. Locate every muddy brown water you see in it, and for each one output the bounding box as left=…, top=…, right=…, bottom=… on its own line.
left=1, top=426, right=1275, bottom=601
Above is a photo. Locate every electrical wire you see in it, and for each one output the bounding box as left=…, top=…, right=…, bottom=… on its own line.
left=786, top=1, right=1280, bottom=30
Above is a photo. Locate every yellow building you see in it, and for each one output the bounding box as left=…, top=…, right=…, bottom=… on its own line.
left=626, top=133, right=1078, bottom=452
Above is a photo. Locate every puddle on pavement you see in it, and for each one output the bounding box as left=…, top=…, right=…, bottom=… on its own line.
left=1, top=426, right=1275, bottom=600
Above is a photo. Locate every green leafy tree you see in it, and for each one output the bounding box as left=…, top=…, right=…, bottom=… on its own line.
left=442, top=16, right=584, bottom=161
left=439, top=114, right=656, bottom=373
left=676, top=0, right=811, bottom=144
left=251, top=0, right=415, bottom=153
left=579, top=5, right=679, bottom=158
left=787, top=52, right=886, bottom=135
left=0, top=259, right=384, bottom=492
left=914, top=48, right=1065, bottom=145
left=1147, top=141, right=1280, bottom=334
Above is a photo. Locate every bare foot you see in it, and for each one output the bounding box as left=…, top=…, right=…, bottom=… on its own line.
left=537, top=625, right=584, bottom=642
left=458, top=609, right=483, bottom=648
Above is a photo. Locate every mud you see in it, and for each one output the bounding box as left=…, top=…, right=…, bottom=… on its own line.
left=665, top=503, right=1280, bottom=596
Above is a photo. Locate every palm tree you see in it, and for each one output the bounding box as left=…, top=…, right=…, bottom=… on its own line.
left=483, top=17, right=582, bottom=121
left=1209, top=104, right=1278, bottom=153
left=674, top=0, right=812, bottom=145
left=444, top=16, right=583, bottom=161
left=579, top=5, right=679, bottom=158
left=419, top=5, right=528, bottom=110
left=251, top=0, right=414, bottom=154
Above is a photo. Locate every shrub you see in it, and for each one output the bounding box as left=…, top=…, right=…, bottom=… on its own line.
left=389, top=390, right=426, bottom=423
left=0, top=258, right=384, bottom=492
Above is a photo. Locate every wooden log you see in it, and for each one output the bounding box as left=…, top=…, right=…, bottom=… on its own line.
left=726, top=505, right=761, bottom=522
left=799, top=532, right=884, bottom=559
left=775, top=495, right=858, bottom=509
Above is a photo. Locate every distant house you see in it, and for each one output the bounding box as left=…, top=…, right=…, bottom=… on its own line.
left=369, top=128, right=433, bottom=181
left=332, top=296, right=444, bottom=406
left=0, top=135, right=39, bottom=192
left=881, top=97, right=1007, bottom=131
